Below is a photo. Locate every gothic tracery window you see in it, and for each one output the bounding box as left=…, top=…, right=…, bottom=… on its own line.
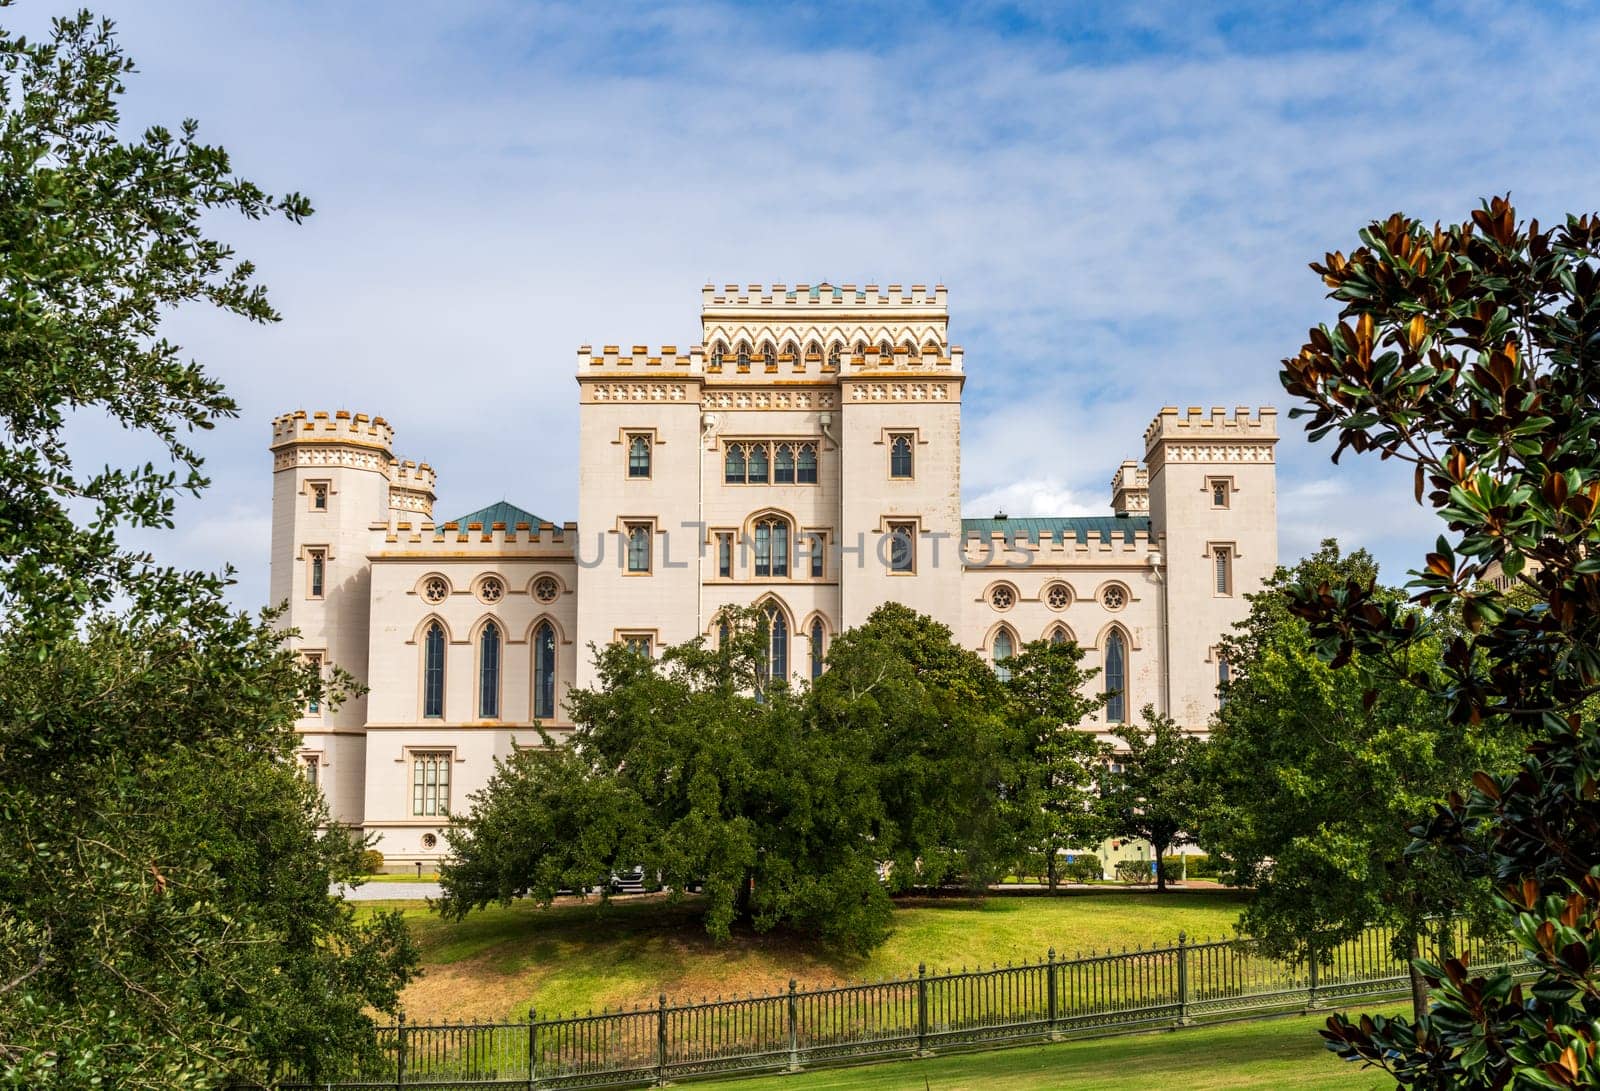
left=423, top=621, right=445, bottom=718
left=533, top=576, right=559, bottom=603
left=797, top=443, right=817, bottom=484
left=1105, top=630, right=1127, bottom=723
left=992, top=629, right=1014, bottom=682
left=761, top=604, right=789, bottom=684
left=724, top=444, right=746, bottom=484
left=890, top=434, right=913, bottom=478
left=810, top=618, right=825, bottom=679
left=628, top=434, right=651, bottom=478
left=754, top=516, right=790, bottom=578
left=1102, top=585, right=1127, bottom=610
left=774, top=443, right=796, bottom=484
left=478, top=622, right=501, bottom=719
left=423, top=576, right=449, bottom=604
left=533, top=621, right=556, bottom=719
left=1046, top=582, right=1071, bottom=610
left=761, top=340, right=776, bottom=368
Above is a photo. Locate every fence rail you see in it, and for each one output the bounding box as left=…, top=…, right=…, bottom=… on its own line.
left=274, top=919, right=1531, bottom=1090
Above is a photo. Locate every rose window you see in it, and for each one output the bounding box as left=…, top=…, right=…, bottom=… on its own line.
left=533, top=576, right=560, bottom=604
left=478, top=577, right=504, bottom=604
left=1046, top=583, right=1071, bottom=610
left=1102, top=586, right=1127, bottom=610
left=990, top=586, right=1015, bottom=610
left=422, top=577, right=448, bottom=604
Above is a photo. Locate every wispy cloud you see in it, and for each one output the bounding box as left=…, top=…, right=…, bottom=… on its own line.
left=15, top=0, right=1600, bottom=607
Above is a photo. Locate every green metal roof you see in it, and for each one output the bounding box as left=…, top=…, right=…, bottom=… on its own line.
left=441, top=501, right=554, bottom=530
left=961, top=515, right=1150, bottom=544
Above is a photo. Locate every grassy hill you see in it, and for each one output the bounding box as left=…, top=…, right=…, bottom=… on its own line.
left=365, top=890, right=1248, bottom=1024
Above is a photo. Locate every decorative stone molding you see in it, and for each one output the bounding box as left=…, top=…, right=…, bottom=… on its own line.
left=701, top=389, right=836, bottom=411
left=847, top=383, right=951, bottom=402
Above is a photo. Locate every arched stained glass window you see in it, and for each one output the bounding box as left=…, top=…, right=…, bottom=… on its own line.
left=533, top=622, right=556, bottom=720
left=890, top=435, right=913, bottom=478
left=993, top=629, right=1014, bottom=683
left=774, top=444, right=795, bottom=484
left=628, top=434, right=651, bottom=477
left=423, top=621, right=445, bottom=718
left=763, top=605, right=789, bottom=683
left=1049, top=626, right=1070, bottom=646
left=479, top=623, right=501, bottom=719
left=1105, top=631, right=1127, bottom=723
left=725, top=444, right=746, bottom=484
left=797, top=443, right=817, bottom=484
left=754, top=516, right=790, bottom=578
left=810, top=618, right=825, bottom=679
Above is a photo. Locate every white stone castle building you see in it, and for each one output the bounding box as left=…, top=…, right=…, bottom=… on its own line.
left=271, top=284, right=1278, bottom=867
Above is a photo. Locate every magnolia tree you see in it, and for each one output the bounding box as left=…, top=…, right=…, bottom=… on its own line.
left=1281, top=198, right=1600, bottom=1087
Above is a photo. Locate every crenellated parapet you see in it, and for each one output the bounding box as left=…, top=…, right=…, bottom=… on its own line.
left=271, top=409, right=395, bottom=474
left=1143, top=406, right=1278, bottom=465
left=376, top=518, right=579, bottom=554
left=387, top=459, right=437, bottom=518
left=961, top=517, right=1156, bottom=568
left=1110, top=461, right=1149, bottom=514
left=702, top=282, right=947, bottom=307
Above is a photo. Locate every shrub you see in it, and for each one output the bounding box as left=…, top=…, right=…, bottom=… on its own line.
left=1061, top=856, right=1103, bottom=883
left=360, top=849, right=385, bottom=874
left=1115, top=860, right=1154, bottom=884
left=1162, top=853, right=1216, bottom=879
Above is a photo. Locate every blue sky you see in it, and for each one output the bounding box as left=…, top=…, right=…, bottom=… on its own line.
left=14, top=0, right=1600, bottom=609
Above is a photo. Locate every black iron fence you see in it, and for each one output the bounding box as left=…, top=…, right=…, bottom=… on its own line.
left=277, top=919, right=1531, bottom=1090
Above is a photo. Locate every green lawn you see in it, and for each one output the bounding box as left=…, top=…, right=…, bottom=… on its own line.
left=367, top=891, right=1248, bottom=1024
left=693, top=1008, right=1402, bottom=1091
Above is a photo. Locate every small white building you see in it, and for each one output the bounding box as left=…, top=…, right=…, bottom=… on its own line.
left=270, top=283, right=1277, bottom=867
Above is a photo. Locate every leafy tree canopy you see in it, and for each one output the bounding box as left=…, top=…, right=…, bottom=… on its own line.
left=1098, top=707, right=1203, bottom=892
left=1280, top=197, right=1600, bottom=1087
left=0, top=11, right=414, bottom=1088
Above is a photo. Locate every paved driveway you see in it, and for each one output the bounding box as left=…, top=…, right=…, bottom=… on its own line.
left=334, top=881, right=442, bottom=901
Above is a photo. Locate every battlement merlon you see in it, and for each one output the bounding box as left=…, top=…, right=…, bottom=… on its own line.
left=702, top=282, right=948, bottom=308
left=1110, top=460, right=1150, bottom=514
left=1143, top=406, right=1279, bottom=461
left=373, top=519, right=580, bottom=551
left=270, top=409, right=395, bottom=453
left=576, top=345, right=706, bottom=375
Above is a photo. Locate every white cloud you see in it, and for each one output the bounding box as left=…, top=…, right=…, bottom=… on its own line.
left=13, top=1, right=1598, bottom=607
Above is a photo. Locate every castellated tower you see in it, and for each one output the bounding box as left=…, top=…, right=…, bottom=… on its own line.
left=269, top=409, right=436, bottom=826
left=1144, top=406, right=1277, bottom=728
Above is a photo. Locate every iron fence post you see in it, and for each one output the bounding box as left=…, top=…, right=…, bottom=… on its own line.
left=656, top=992, right=667, bottom=1087
left=527, top=1006, right=537, bottom=1091
left=787, top=979, right=799, bottom=1072
left=916, top=963, right=929, bottom=1055
left=1046, top=948, right=1059, bottom=1039
left=396, top=1012, right=406, bottom=1091
left=1176, top=932, right=1190, bottom=1026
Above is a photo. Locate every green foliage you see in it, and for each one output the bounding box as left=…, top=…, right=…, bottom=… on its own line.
left=1115, top=861, right=1154, bottom=885
left=1062, top=856, right=1105, bottom=883
left=1099, top=709, right=1204, bottom=891
left=1162, top=854, right=1216, bottom=879
left=440, top=602, right=1108, bottom=951
left=439, top=605, right=893, bottom=953
left=1195, top=540, right=1516, bottom=1014
left=361, top=849, right=386, bottom=874
left=0, top=11, right=413, bottom=1088
left=1279, top=197, right=1600, bottom=1086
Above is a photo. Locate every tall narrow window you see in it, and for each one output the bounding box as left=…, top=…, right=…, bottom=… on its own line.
left=888, top=522, right=915, bottom=573
left=878, top=339, right=893, bottom=359
left=478, top=623, right=501, bottom=719
left=1212, top=480, right=1229, bottom=507
left=1217, top=657, right=1231, bottom=707
left=1105, top=631, right=1127, bottom=723
left=797, top=443, right=817, bottom=484
left=808, top=340, right=821, bottom=359
left=889, top=435, right=913, bottom=478
left=423, top=621, right=445, bottom=718
left=761, top=340, right=776, bottom=368
left=711, top=340, right=726, bottom=368
left=301, top=754, right=320, bottom=790
left=763, top=606, right=788, bottom=683
left=774, top=444, right=795, bottom=484
left=533, top=622, right=556, bottom=720
left=626, top=525, right=652, bottom=573
left=412, top=752, right=450, bottom=816
left=725, top=444, right=746, bottom=484
left=1214, top=547, right=1232, bottom=595
left=993, top=629, right=1014, bottom=682
left=810, top=618, right=825, bottom=679
left=828, top=341, right=841, bottom=367
left=717, top=532, right=732, bottom=578
left=308, top=549, right=325, bottom=598
left=747, top=443, right=769, bottom=483
left=754, top=517, right=790, bottom=578
left=809, top=532, right=825, bottom=578
left=305, top=652, right=323, bottom=714
left=736, top=341, right=750, bottom=369
left=311, top=483, right=328, bottom=510
left=784, top=340, right=798, bottom=360
left=627, top=434, right=651, bottom=478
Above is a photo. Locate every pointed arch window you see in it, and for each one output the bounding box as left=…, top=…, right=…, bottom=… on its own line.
left=423, top=621, right=446, bottom=718
left=1105, top=630, right=1127, bottom=723
left=736, top=341, right=750, bottom=369
left=627, top=434, right=651, bottom=478
left=810, top=618, right=825, bottom=679
left=797, top=443, right=818, bottom=484
left=747, top=443, right=769, bottom=483
left=783, top=339, right=798, bottom=361
left=761, top=604, right=789, bottom=684
left=478, top=622, right=501, bottom=719
left=808, top=340, right=822, bottom=359
left=626, top=524, right=652, bottom=573
left=754, top=516, right=790, bottom=578
left=711, top=340, right=726, bottom=369
left=828, top=341, right=841, bottom=367
left=761, top=340, right=776, bottom=368
left=992, top=629, right=1014, bottom=682
left=1049, top=626, right=1071, bottom=647
left=725, top=444, right=746, bottom=484
left=533, top=621, right=556, bottom=720
left=889, top=434, right=913, bottom=478
left=879, top=339, right=893, bottom=359
left=774, top=443, right=796, bottom=484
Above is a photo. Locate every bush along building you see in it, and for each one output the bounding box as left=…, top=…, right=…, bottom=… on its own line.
left=270, top=283, right=1277, bottom=868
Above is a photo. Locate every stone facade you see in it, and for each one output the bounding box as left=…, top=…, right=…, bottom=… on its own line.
left=269, top=283, right=1278, bottom=866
